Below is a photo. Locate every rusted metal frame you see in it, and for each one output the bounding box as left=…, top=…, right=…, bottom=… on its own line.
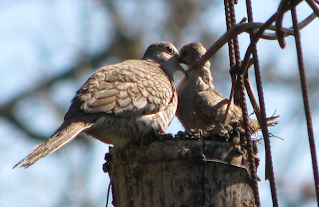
left=195, top=18, right=305, bottom=70
left=245, top=0, right=279, bottom=206
left=223, top=0, right=237, bottom=122
left=197, top=10, right=314, bottom=68
left=241, top=0, right=303, bottom=76
left=262, top=12, right=316, bottom=40
left=291, top=6, right=319, bottom=205
left=276, top=0, right=291, bottom=49
left=228, top=0, right=242, bottom=106
left=305, top=0, right=319, bottom=18
left=223, top=0, right=261, bottom=206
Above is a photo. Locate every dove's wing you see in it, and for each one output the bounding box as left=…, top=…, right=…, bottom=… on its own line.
left=74, top=59, right=175, bottom=118
left=194, top=88, right=243, bottom=124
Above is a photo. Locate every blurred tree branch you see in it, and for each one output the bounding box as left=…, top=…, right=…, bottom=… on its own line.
left=2, top=1, right=319, bottom=206
left=0, top=0, right=218, bottom=141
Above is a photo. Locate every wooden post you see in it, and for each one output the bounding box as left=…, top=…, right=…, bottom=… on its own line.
left=107, top=139, right=257, bottom=207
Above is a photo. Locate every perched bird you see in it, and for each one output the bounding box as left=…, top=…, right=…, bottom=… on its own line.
left=14, top=41, right=183, bottom=168
left=176, top=42, right=277, bottom=134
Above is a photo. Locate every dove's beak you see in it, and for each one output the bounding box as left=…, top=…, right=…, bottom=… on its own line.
left=160, top=55, right=186, bottom=80
left=171, top=55, right=184, bottom=74
left=177, top=56, right=187, bottom=65
left=177, top=56, right=189, bottom=76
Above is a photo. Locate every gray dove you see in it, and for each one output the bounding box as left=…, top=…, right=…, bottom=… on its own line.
left=176, top=42, right=277, bottom=134
left=14, top=41, right=183, bottom=168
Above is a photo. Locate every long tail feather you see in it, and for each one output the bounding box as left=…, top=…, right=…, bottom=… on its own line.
left=13, top=121, right=93, bottom=169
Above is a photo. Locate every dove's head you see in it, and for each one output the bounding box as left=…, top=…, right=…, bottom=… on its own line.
left=178, top=42, right=211, bottom=69
left=142, top=41, right=184, bottom=80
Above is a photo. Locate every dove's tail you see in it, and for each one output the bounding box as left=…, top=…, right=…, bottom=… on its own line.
left=13, top=121, right=93, bottom=169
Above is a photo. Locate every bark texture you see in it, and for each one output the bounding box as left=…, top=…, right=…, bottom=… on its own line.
left=108, top=140, right=257, bottom=207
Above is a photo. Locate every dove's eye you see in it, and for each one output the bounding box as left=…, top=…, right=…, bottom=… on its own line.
left=166, top=45, right=174, bottom=55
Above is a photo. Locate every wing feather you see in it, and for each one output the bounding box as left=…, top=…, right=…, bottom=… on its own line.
left=78, top=60, right=174, bottom=117
left=194, top=88, right=242, bottom=123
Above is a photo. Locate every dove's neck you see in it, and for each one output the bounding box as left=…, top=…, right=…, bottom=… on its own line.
left=143, top=54, right=182, bottom=81
left=201, top=61, right=212, bottom=82
left=201, top=65, right=213, bottom=85
left=186, top=64, right=214, bottom=90
left=160, top=58, right=183, bottom=81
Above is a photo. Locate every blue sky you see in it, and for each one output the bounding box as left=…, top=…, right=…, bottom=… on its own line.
left=1, top=0, right=319, bottom=206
